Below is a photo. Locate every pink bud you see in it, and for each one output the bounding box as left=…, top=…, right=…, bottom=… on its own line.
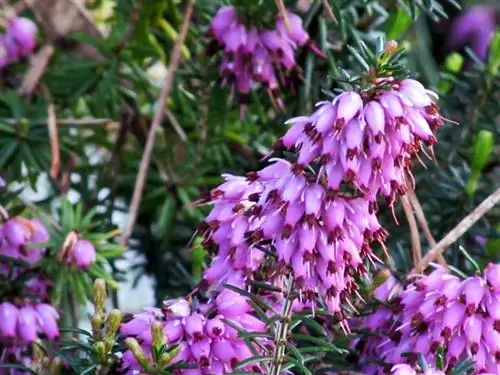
left=447, top=334, right=466, bottom=362
left=164, top=319, right=184, bottom=343
left=285, top=201, right=304, bottom=227
left=184, top=313, right=205, bottom=339
left=391, top=364, right=417, bottom=375
left=210, top=7, right=237, bottom=41
left=190, top=337, right=211, bottom=365
left=282, top=117, right=309, bottom=148
left=163, top=299, right=191, bottom=318
left=281, top=173, right=306, bottom=202
left=3, top=218, right=30, bottom=247
left=326, top=162, right=344, bottom=191
left=205, top=316, right=225, bottom=338
left=276, top=13, right=309, bottom=46
left=485, top=263, right=500, bottom=291
left=442, top=302, right=466, bottom=331
left=364, top=101, right=386, bottom=139
left=323, top=200, right=345, bottom=232
left=335, top=92, right=363, bottom=127
left=462, top=276, right=485, bottom=313
left=35, top=303, right=59, bottom=340
left=204, top=257, right=232, bottom=284
left=313, top=103, right=336, bottom=134
left=344, top=118, right=364, bottom=155
left=8, top=17, right=37, bottom=54
left=304, top=184, right=325, bottom=215
left=71, top=239, right=96, bottom=269
left=216, top=290, right=250, bottom=317
left=0, top=302, right=18, bottom=338
left=18, top=305, right=38, bottom=342
left=212, top=338, right=237, bottom=362
left=379, top=92, right=404, bottom=118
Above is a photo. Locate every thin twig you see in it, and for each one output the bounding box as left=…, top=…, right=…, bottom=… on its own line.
left=411, top=187, right=500, bottom=274
left=20, top=44, right=55, bottom=95
left=275, top=0, right=290, bottom=30
left=120, top=0, right=194, bottom=248
left=407, top=188, right=447, bottom=266
left=47, top=104, right=60, bottom=179
left=270, top=277, right=294, bottom=375
left=165, top=110, right=188, bottom=143
left=0, top=118, right=115, bottom=126
left=321, top=0, right=338, bottom=24
left=401, top=196, right=422, bottom=266
left=18, top=195, right=61, bottom=231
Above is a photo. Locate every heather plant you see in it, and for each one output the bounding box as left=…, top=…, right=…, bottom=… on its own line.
left=0, top=0, right=499, bottom=374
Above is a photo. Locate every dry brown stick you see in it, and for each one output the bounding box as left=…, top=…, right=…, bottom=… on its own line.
left=411, top=187, right=500, bottom=274
left=275, top=0, right=290, bottom=29
left=120, top=0, right=194, bottom=248
left=166, top=110, right=188, bottom=142
left=18, top=195, right=62, bottom=230
left=47, top=104, right=60, bottom=179
left=20, top=44, right=55, bottom=95
left=321, top=0, right=338, bottom=24
left=401, top=195, right=422, bottom=265
left=407, top=188, right=447, bottom=266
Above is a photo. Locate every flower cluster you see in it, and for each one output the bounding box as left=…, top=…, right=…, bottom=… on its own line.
left=0, top=217, right=48, bottom=263
left=200, top=158, right=387, bottom=321
left=391, top=364, right=445, bottom=375
left=0, top=17, right=37, bottom=69
left=279, top=79, right=446, bottom=204
left=0, top=216, right=60, bottom=345
left=209, top=7, right=323, bottom=115
left=355, top=264, right=500, bottom=374
left=120, top=275, right=270, bottom=374
left=0, top=301, right=59, bottom=344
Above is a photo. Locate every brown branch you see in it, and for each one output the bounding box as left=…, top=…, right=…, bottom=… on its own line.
left=20, top=44, right=55, bottom=95
left=407, top=188, right=447, bottom=267
left=411, top=187, right=500, bottom=274
left=18, top=195, right=61, bottom=231
left=119, top=0, right=194, bottom=248
left=401, top=196, right=422, bottom=265
left=275, top=0, right=290, bottom=29
left=47, top=104, right=60, bottom=179
left=166, top=110, right=188, bottom=143
left=322, top=0, right=338, bottom=24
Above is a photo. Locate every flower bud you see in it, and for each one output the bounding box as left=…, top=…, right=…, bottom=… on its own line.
left=105, top=309, right=123, bottom=339
left=125, top=337, right=153, bottom=372
left=48, top=357, right=64, bottom=375
left=158, top=344, right=181, bottom=368
left=93, top=279, right=107, bottom=313
left=151, top=320, right=167, bottom=350
left=93, top=341, right=107, bottom=363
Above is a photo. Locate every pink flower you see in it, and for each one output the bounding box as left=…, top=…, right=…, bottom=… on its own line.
left=70, top=239, right=96, bottom=269
left=7, top=17, right=37, bottom=54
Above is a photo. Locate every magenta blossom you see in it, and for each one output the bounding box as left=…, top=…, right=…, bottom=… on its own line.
left=69, top=239, right=96, bottom=269
left=355, top=264, right=500, bottom=374
left=209, top=6, right=324, bottom=117
left=279, top=79, right=446, bottom=205
left=0, top=302, right=59, bottom=344
left=0, top=17, right=37, bottom=70
left=200, top=158, right=387, bottom=326
left=120, top=276, right=271, bottom=374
